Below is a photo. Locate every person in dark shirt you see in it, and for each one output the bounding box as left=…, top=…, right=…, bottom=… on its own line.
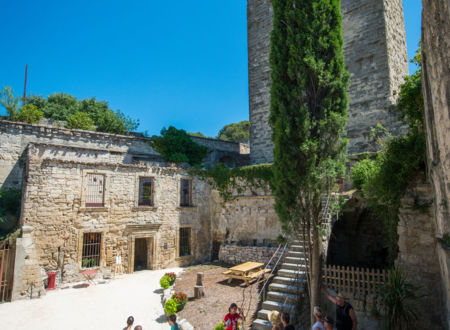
left=280, top=312, right=295, bottom=330
left=323, top=287, right=357, bottom=330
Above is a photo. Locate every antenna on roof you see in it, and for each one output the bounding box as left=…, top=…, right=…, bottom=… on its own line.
left=23, top=64, right=28, bottom=106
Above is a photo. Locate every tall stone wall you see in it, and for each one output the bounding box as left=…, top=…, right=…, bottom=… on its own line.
left=396, top=179, right=445, bottom=329
left=19, top=143, right=212, bottom=286
left=248, top=0, right=409, bottom=164
left=422, top=1, right=450, bottom=327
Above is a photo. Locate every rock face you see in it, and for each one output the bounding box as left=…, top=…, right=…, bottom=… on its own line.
left=396, top=179, right=445, bottom=329
left=248, top=0, right=409, bottom=164
left=421, top=0, right=450, bottom=328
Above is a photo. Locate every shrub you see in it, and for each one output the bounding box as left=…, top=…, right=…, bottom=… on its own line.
left=350, top=158, right=378, bottom=189
left=379, top=268, right=418, bottom=330
left=160, top=275, right=171, bottom=289
left=17, top=104, right=43, bottom=124
left=66, top=111, right=95, bottom=130
left=172, top=292, right=187, bottom=305
left=214, top=322, right=225, bottom=330
left=0, top=189, right=22, bottom=240
left=164, top=298, right=178, bottom=315
left=165, top=272, right=176, bottom=285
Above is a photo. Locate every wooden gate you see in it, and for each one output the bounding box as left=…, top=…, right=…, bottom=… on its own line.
left=0, top=239, right=16, bottom=302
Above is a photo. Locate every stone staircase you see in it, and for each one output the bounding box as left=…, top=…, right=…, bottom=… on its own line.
left=252, top=241, right=307, bottom=329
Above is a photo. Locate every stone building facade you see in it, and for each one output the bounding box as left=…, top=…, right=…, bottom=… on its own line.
left=422, top=1, right=450, bottom=327
left=248, top=0, right=409, bottom=164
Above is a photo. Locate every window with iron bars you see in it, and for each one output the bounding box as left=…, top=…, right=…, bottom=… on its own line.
left=179, top=227, right=191, bottom=257
left=138, top=177, right=153, bottom=206
left=86, top=174, right=105, bottom=207
left=82, top=233, right=101, bottom=268
left=180, top=179, right=192, bottom=207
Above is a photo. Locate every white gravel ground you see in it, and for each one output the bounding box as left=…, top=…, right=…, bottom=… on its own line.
left=0, top=268, right=182, bottom=330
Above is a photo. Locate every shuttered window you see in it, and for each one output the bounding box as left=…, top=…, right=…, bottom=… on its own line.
left=138, top=177, right=153, bottom=206
left=86, top=174, right=105, bottom=207
left=179, top=227, right=191, bottom=257
left=180, top=179, right=192, bottom=207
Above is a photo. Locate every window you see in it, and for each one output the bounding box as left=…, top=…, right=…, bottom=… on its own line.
left=180, top=179, right=192, bottom=207
left=82, top=233, right=101, bottom=268
left=138, top=177, right=153, bottom=206
left=86, top=174, right=105, bottom=207
left=179, top=227, right=191, bottom=257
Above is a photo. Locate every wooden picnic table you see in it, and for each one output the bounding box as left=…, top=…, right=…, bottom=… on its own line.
left=223, top=261, right=270, bottom=285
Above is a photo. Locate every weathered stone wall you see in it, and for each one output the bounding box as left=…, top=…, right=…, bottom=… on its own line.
left=396, top=179, right=445, bottom=329
left=19, top=142, right=212, bottom=284
left=0, top=120, right=248, bottom=190
left=218, top=243, right=279, bottom=267
left=211, top=193, right=281, bottom=255
left=247, top=0, right=409, bottom=163
left=422, top=1, right=450, bottom=327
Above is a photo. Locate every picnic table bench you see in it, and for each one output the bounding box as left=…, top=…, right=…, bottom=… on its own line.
left=223, top=261, right=271, bottom=286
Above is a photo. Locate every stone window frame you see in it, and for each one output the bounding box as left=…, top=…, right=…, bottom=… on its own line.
left=176, top=225, right=194, bottom=260
left=134, top=174, right=156, bottom=209
left=80, top=170, right=110, bottom=211
left=178, top=177, right=195, bottom=208
left=77, top=229, right=106, bottom=270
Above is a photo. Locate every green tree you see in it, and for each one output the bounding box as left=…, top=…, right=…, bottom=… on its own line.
left=44, top=93, right=80, bottom=120
left=150, top=126, right=208, bottom=166
left=17, top=104, right=43, bottom=124
left=270, top=0, right=349, bottom=318
left=66, top=111, right=95, bottom=130
left=188, top=131, right=207, bottom=138
left=0, top=87, right=19, bottom=120
left=217, top=120, right=250, bottom=143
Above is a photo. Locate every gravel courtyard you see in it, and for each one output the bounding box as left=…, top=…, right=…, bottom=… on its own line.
left=0, top=268, right=181, bottom=330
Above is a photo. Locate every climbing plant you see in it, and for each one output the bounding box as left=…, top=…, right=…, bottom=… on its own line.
left=190, top=163, right=273, bottom=201
left=350, top=48, right=426, bottom=263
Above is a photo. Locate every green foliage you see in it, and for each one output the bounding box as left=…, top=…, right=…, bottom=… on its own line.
left=191, top=163, right=273, bottom=200
left=269, top=0, right=349, bottom=231
left=81, top=257, right=98, bottom=268
left=17, top=104, right=43, bottom=124
left=0, top=189, right=22, bottom=239
left=25, top=93, right=139, bottom=134
left=0, top=87, right=19, bottom=120
left=379, top=268, right=418, bottom=330
left=164, top=298, right=178, bottom=315
left=350, top=47, right=426, bottom=263
left=150, top=126, right=208, bottom=166
left=350, top=158, right=378, bottom=189
left=217, top=120, right=250, bottom=143
left=442, top=233, right=450, bottom=247
left=189, top=131, right=209, bottom=138
left=66, top=111, right=95, bottom=130
left=160, top=275, right=171, bottom=289
left=214, top=322, right=225, bottom=330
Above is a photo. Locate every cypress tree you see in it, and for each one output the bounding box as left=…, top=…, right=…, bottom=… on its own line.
left=270, top=0, right=349, bottom=320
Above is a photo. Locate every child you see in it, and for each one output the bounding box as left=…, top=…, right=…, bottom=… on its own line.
left=224, top=303, right=245, bottom=330
left=168, top=314, right=180, bottom=330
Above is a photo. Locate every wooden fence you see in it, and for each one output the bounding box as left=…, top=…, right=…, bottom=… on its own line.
left=323, top=264, right=386, bottom=296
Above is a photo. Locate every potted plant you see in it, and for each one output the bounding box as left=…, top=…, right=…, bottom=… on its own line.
left=164, top=298, right=178, bottom=316
left=160, top=275, right=171, bottom=289
left=172, top=292, right=188, bottom=311
left=165, top=272, right=177, bottom=285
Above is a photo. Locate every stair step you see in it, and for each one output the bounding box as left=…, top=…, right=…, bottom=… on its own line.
left=287, top=251, right=306, bottom=258
left=262, top=300, right=296, bottom=312
left=272, top=275, right=307, bottom=285
left=281, top=262, right=307, bottom=271
left=278, top=268, right=307, bottom=278
left=285, top=256, right=307, bottom=263
left=289, top=244, right=305, bottom=252
left=269, top=282, right=306, bottom=294
left=252, top=318, right=273, bottom=330
left=267, top=290, right=299, bottom=303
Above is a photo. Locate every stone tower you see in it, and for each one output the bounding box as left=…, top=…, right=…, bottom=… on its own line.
left=248, top=0, right=409, bottom=164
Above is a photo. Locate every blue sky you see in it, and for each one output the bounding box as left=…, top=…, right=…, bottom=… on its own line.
left=0, top=1, right=422, bottom=137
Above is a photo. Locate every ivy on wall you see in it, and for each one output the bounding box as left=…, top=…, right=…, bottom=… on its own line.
left=190, top=163, right=273, bottom=201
